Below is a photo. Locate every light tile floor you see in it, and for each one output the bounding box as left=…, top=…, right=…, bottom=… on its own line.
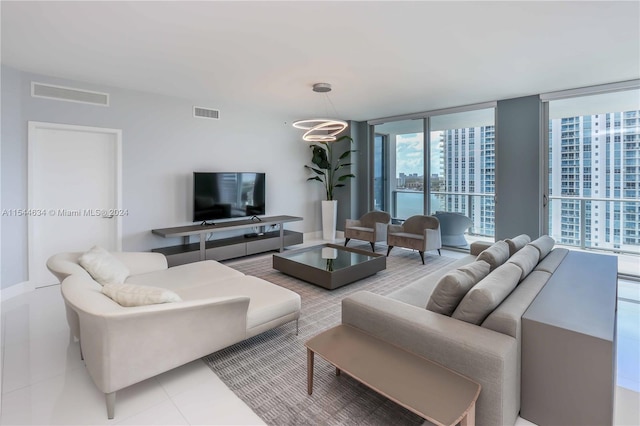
left=1, top=248, right=638, bottom=425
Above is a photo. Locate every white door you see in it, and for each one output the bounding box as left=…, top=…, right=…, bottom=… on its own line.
left=28, top=122, right=122, bottom=287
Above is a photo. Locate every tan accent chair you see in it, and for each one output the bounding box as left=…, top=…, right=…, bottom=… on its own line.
left=344, top=210, right=391, bottom=251
left=386, top=215, right=442, bottom=264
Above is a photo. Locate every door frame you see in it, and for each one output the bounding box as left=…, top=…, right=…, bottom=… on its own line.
left=27, top=121, right=123, bottom=287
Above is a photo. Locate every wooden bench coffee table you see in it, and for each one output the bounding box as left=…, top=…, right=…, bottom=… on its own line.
left=305, top=325, right=481, bottom=426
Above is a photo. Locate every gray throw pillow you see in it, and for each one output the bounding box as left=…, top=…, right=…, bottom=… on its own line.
left=476, top=240, right=510, bottom=271
left=426, top=260, right=491, bottom=316
left=529, top=235, right=555, bottom=260
left=507, top=244, right=540, bottom=281
left=452, top=262, right=522, bottom=325
left=505, top=234, right=531, bottom=256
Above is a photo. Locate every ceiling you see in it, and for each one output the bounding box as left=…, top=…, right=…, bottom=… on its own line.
left=2, top=1, right=639, bottom=123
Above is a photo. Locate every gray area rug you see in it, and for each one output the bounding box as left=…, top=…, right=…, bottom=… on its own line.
left=203, top=245, right=456, bottom=425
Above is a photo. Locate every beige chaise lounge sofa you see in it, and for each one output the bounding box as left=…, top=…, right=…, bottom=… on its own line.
left=341, top=235, right=570, bottom=425
left=47, top=251, right=301, bottom=419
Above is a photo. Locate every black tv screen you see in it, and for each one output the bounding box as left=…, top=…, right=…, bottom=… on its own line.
left=193, top=172, right=265, bottom=222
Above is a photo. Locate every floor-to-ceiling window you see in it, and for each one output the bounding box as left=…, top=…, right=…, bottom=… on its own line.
left=372, top=119, right=424, bottom=220
left=373, top=134, right=387, bottom=211
left=430, top=108, right=495, bottom=238
left=544, top=88, right=640, bottom=262
left=370, top=105, right=495, bottom=240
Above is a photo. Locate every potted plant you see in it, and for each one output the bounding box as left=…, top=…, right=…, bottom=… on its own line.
left=305, top=135, right=356, bottom=240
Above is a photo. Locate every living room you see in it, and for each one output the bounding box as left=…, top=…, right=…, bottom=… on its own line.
left=1, top=1, right=639, bottom=425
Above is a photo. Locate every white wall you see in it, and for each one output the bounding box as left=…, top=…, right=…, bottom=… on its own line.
left=1, top=65, right=325, bottom=290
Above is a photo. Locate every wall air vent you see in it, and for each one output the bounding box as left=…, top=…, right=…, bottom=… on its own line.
left=193, top=106, right=220, bottom=120
left=31, top=82, right=109, bottom=106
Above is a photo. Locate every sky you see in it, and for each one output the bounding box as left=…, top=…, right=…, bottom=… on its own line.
left=396, top=132, right=444, bottom=177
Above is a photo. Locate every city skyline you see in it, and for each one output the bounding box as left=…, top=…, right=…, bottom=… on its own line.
left=395, top=133, right=444, bottom=178
left=387, top=107, right=638, bottom=253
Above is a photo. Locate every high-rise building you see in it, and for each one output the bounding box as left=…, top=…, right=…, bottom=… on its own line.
left=441, top=125, right=495, bottom=237
left=550, top=110, right=640, bottom=253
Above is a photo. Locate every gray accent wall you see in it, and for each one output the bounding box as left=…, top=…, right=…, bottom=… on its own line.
left=495, top=95, right=543, bottom=240
left=332, top=124, right=359, bottom=232
left=353, top=121, right=371, bottom=219
left=0, top=65, right=329, bottom=290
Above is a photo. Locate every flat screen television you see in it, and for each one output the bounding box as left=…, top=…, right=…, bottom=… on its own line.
left=193, top=172, right=265, bottom=223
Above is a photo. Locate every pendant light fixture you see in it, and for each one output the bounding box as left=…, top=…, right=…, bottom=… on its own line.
left=293, top=83, right=348, bottom=142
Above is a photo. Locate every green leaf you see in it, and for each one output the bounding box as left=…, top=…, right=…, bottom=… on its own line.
left=334, top=135, right=353, bottom=143
left=311, top=146, right=330, bottom=169
left=338, top=174, right=356, bottom=181
left=304, top=134, right=355, bottom=200
left=335, top=163, right=353, bottom=169
left=305, top=166, right=326, bottom=175
left=338, top=150, right=352, bottom=160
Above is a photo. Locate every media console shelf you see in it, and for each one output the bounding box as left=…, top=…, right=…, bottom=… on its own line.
left=152, top=215, right=303, bottom=266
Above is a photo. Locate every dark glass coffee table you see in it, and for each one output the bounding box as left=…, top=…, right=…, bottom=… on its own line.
left=272, top=243, right=386, bottom=289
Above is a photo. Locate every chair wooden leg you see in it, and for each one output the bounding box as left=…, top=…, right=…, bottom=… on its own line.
left=370, top=242, right=375, bottom=251
left=387, top=246, right=393, bottom=256
left=344, top=238, right=350, bottom=247
left=419, top=251, right=425, bottom=265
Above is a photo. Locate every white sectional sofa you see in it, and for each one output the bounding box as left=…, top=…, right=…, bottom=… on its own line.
left=47, top=250, right=301, bottom=419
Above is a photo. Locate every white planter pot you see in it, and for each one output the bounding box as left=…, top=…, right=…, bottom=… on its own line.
left=321, top=200, right=337, bottom=241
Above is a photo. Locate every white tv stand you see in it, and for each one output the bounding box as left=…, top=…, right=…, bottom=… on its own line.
left=152, top=215, right=303, bottom=266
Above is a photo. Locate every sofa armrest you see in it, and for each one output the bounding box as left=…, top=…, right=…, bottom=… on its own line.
left=424, top=227, right=442, bottom=250
left=345, top=219, right=362, bottom=228
left=342, top=291, right=519, bottom=426
left=62, top=274, right=249, bottom=394
left=47, top=252, right=89, bottom=282
left=79, top=295, right=249, bottom=394
left=374, top=222, right=388, bottom=242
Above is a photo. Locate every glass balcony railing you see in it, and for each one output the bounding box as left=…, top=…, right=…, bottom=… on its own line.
left=391, top=190, right=495, bottom=238
left=548, top=196, right=640, bottom=256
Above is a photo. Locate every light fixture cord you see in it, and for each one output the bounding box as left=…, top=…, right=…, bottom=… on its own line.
left=324, top=93, right=340, bottom=119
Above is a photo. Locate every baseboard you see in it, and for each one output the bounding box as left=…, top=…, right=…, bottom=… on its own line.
left=303, top=231, right=345, bottom=242
left=1, top=281, right=32, bottom=302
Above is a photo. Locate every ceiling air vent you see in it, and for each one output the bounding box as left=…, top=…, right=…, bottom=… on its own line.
left=31, top=82, right=109, bottom=106
left=193, top=106, right=220, bottom=120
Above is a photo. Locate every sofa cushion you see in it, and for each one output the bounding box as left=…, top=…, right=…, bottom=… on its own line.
left=452, top=262, right=522, bottom=325
left=426, top=260, right=491, bottom=316
left=101, top=283, right=181, bottom=307
left=126, top=260, right=244, bottom=290
left=505, top=234, right=531, bottom=256
left=387, top=255, right=476, bottom=308
left=79, top=246, right=130, bottom=285
left=481, top=270, right=552, bottom=338
left=529, top=235, right=555, bottom=260
left=175, top=275, right=301, bottom=330
left=534, top=248, right=569, bottom=274
left=476, top=240, right=510, bottom=271
left=506, top=244, right=540, bottom=281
